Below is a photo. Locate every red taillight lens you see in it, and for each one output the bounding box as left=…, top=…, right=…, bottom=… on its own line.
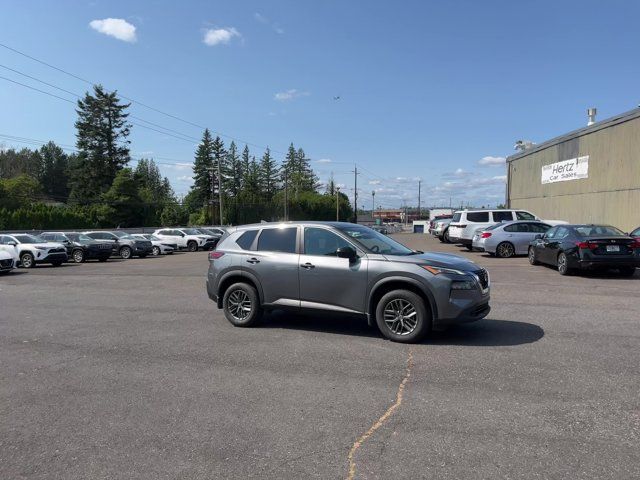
left=631, top=239, right=640, bottom=249
left=576, top=242, right=597, bottom=250
left=481, top=232, right=492, bottom=239
left=208, top=251, right=225, bottom=260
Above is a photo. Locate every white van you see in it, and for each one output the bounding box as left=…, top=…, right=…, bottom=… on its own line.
left=448, top=209, right=539, bottom=250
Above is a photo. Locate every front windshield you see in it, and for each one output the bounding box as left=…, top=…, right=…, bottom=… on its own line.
left=335, top=225, right=414, bottom=255
left=183, top=228, right=201, bottom=235
left=68, top=234, right=93, bottom=242
left=13, top=234, right=42, bottom=244
left=147, top=235, right=160, bottom=241
left=112, top=231, right=128, bottom=238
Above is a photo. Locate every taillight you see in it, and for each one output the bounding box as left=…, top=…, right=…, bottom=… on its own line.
left=208, top=251, right=225, bottom=260
left=631, top=239, right=640, bottom=249
left=481, top=232, right=492, bottom=239
left=576, top=242, right=598, bottom=250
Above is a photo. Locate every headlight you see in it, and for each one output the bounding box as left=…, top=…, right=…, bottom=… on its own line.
left=451, top=280, right=477, bottom=290
left=420, top=265, right=465, bottom=275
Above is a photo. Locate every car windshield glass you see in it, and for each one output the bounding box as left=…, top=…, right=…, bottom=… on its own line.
left=14, top=234, right=42, bottom=244
left=335, top=225, right=414, bottom=255
left=452, top=212, right=462, bottom=222
left=147, top=235, right=160, bottom=241
left=112, top=231, right=128, bottom=238
left=69, top=234, right=93, bottom=242
left=574, top=226, right=625, bottom=237
left=182, top=228, right=201, bottom=235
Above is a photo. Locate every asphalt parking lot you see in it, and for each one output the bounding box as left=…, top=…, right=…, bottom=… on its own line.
left=1, top=234, right=639, bottom=480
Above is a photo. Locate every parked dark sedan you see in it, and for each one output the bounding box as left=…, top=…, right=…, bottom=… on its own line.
left=528, top=224, right=640, bottom=276
left=41, top=232, right=113, bottom=263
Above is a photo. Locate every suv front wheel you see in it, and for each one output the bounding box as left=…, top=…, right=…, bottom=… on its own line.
left=375, top=290, right=430, bottom=343
left=223, top=282, right=262, bottom=327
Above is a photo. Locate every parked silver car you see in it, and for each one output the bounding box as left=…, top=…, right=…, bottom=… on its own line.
left=472, top=220, right=551, bottom=258
left=206, top=222, right=491, bottom=343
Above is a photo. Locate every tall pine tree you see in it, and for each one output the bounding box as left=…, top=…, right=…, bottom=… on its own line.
left=225, top=141, right=242, bottom=197
left=38, top=141, right=70, bottom=201
left=259, top=148, right=279, bottom=201
left=190, top=129, right=215, bottom=209
left=69, top=85, right=131, bottom=202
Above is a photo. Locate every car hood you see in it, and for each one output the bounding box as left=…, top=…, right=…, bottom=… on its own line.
left=382, top=252, right=481, bottom=272
left=33, top=242, right=64, bottom=249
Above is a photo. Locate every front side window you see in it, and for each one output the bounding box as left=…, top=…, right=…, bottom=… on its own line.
left=555, top=227, right=571, bottom=239
left=257, top=228, right=297, bottom=254
left=545, top=227, right=557, bottom=239
left=304, top=228, right=353, bottom=256
left=492, top=211, right=514, bottom=222
left=529, top=223, right=551, bottom=233
left=466, top=212, right=490, bottom=223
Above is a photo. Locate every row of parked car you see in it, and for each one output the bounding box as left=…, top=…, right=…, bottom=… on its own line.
left=0, top=227, right=226, bottom=273
left=428, top=208, right=640, bottom=276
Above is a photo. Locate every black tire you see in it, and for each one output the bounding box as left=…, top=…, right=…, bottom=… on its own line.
left=51, top=261, right=63, bottom=267
left=496, top=242, right=515, bottom=258
left=465, top=244, right=473, bottom=251
left=72, top=249, right=85, bottom=263
left=20, top=252, right=35, bottom=269
left=375, top=289, right=431, bottom=343
left=187, top=241, right=198, bottom=252
left=557, top=252, right=571, bottom=276
left=98, top=256, right=109, bottom=262
left=138, top=253, right=148, bottom=259
left=119, top=246, right=132, bottom=259
left=222, top=282, right=262, bottom=327
left=443, top=228, right=451, bottom=244
left=528, top=247, right=539, bottom=265
left=152, top=246, right=161, bottom=256
left=619, top=267, right=636, bottom=277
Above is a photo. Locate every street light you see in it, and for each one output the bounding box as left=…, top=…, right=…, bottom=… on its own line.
left=371, top=191, right=376, bottom=218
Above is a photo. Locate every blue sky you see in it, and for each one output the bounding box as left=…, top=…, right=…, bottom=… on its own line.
left=1, top=0, right=639, bottom=209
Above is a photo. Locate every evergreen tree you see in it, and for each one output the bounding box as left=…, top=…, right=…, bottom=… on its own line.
left=0, top=147, right=42, bottom=179
left=69, top=85, right=131, bottom=202
left=38, top=142, right=70, bottom=201
left=325, top=172, right=336, bottom=196
left=225, top=141, right=242, bottom=197
left=190, top=129, right=215, bottom=211
left=240, top=145, right=251, bottom=189
left=259, top=148, right=279, bottom=200
left=101, top=168, right=143, bottom=226
left=296, top=147, right=318, bottom=192
left=281, top=143, right=299, bottom=197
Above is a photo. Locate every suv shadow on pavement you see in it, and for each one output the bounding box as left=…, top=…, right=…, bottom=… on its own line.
left=258, top=312, right=544, bottom=347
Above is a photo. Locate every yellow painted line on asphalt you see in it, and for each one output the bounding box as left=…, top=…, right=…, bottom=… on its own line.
left=346, top=347, right=414, bottom=480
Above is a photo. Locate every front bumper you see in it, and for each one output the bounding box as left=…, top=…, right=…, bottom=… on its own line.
left=39, top=252, right=68, bottom=263
left=0, top=259, right=14, bottom=271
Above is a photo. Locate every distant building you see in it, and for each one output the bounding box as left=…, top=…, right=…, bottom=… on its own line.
left=506, top=107, right=640, bottom=231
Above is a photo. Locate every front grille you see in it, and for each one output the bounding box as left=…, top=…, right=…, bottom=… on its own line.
left=49, top=248, right=65, bottom=254
left=0, top=259, right=12, bottom=268
left=474, top=269, right=489, bottom=290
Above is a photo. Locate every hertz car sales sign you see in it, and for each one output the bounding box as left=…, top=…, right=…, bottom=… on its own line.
left=541, top=156, right=589, bottom=184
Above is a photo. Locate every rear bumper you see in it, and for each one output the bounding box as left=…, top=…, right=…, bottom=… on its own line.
left=576, top=257, right=640, bottom=269
left=450, top=237, right=472, bottom=246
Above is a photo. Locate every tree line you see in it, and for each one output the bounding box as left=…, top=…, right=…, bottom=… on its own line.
left=0, top=85, right=352, bottom=230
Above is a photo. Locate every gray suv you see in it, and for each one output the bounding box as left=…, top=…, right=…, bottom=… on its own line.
left=206, top=222, right=491, bottom=343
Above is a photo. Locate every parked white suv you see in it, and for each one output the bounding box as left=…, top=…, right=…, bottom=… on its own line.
left=0, top=233, right=68, bottom=268
left=448, top=209, right=540, bottom=250
left=153, top=228, right=217, bottom=252
left=0, top=249, right=17, bottom=273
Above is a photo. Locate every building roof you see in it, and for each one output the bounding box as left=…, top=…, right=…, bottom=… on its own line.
left=507, top=107, right=640, bottom=163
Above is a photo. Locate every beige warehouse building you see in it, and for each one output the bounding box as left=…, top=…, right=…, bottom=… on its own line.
left=506, top=108, right=640, bottom=232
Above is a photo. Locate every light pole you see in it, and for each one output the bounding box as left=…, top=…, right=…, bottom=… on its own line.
left=336, top=186, right=340, bottom=221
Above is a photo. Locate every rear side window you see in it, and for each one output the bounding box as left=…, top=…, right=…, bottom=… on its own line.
left=466, top=212, right=489, bottom=223
left=257, top=228, right=297, bottom=253
left=530, top=223, right=551, bottom=233
left=236, top=230, right=258, bottom=250
left=516, top=211, right=536, bottom=220
left=503, top=224, right=519, bottom=232
left=492, top=211, right=514, bottom=222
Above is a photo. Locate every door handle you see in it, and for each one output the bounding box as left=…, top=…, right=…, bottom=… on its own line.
left=300, top=262, right=315, bottom=269
left=246, top=257, right=260, bottom=264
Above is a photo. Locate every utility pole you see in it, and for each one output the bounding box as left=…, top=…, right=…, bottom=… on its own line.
left=336, top=186, right=340, bottom=221
left=208, top=167, right=215, bottom=225
left=418, top=180, right=421, bottom=220
left=371, top=191, right=375, bottom=219
left=353, top=165, right=359, bottom=224
left=217, top=157, right=223, bottom=225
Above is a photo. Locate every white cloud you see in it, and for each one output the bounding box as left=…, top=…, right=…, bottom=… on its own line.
left=254, top=12, right=285, bottom=34
left=274, top=89, right=310, bottom=101
left=478, top=155, right=506, bottom=167
left=316, top=158, right=332, bottom=164
left=492, top=175, right=507, bottom=182
left=254, top=12, right=268, bottom=23
left=368, top=180, right=381, bottom=185
left=89, top=18, right=137, bottom=42
left=274, top=27, right=285, bottom=35
left=203, top=27, right=241, bottom=46
left=177, top=175, right=193, bottom=182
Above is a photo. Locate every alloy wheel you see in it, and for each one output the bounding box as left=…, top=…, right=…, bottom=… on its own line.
left=227, top=289, right=252, bottom=321
left=497, top=242, right=515, bottom=258
left=73, top=250, right=84, bottom=263
left=558, top=253, right=568, bottom=275
left=21, top=254, right=34, bottom=268
left=152, top=246, right=160, bottom=256
left=383, top=299, right=418, bottom=335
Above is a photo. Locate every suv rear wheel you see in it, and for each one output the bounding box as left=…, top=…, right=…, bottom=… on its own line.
left=223, top=282, right=262, bottom=327
left=375, top=290, right=431, bottom=343
left=187, top=240, right=198, bottom=252
left=119, top=246, right=132, bottom=259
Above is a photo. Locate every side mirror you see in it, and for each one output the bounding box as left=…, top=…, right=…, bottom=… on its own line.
left=181, top=233, right=185, bottom=237
left=7, top=241, right=17, bottom=247
left=534, top=234, right=543, bottom=240
left=336, top=246, right=358, bottom=262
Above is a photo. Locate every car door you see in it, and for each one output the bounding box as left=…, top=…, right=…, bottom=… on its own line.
left=543, top=227, right=571, bottom=265
left=298, top=226, right=369, bottom=314
left=240, top=226, right=300, bottom=308
left=524, top=223, right=551, bottom=255
left=536, top=227, right=557, bottom=264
